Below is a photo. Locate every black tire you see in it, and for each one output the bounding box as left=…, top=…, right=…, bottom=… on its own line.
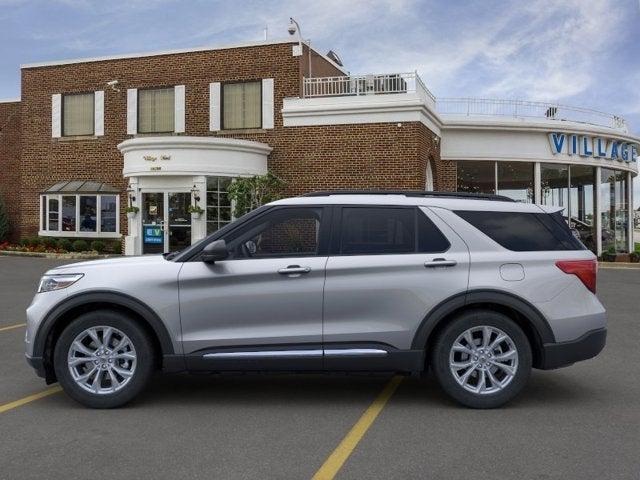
left=431, top=309, right=532, bottom=409
left=53, top=310, right=155, bottom=408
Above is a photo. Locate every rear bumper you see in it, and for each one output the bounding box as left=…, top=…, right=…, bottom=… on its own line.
left=539, top=328, right=606, bottom=369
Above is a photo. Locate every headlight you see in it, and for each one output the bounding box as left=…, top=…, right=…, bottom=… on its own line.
left=37, top=274, right=84, bottom=293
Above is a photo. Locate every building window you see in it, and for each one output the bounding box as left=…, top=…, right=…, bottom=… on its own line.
left=138, top=87, right=175, bottom=133
left=456, top=161, right=496, bottom=194
left=206, top=176, right=233, bottom=235
left=222, top=81, right=261, bottom=129
left=497, top=162, right=534, bottom=203
left=569, top=165, right=596, bottom=252
left=40, top=194, right=119, bottom=237
left=541, top=163, right=569, bottom=217
left=601, top=168, right=628, bottom=253
left=62, top=92, right=94, bottom=136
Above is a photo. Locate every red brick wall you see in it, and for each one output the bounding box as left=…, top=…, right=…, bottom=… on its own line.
left=16, top=41, right=444, bottom=241
left=0, top=101, right=21, bottom=241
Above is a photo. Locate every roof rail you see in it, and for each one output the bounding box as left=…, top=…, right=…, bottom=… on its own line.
left=302, top=190, right=515, bottom=202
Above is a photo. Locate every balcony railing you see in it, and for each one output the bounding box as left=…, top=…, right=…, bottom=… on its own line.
left=303, top=72, right=436, bottom=104
left=436, top=97, right=627, bottom=131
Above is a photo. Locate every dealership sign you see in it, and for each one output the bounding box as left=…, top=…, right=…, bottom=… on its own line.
left=548, top=132, right=638, bottom=163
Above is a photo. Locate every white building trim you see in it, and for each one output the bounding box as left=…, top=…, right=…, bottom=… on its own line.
left=0, top=97, right=20, bottom=103
left=20, top=38, right=348, bottom=74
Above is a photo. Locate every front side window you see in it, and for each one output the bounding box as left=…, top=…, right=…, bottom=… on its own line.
left=138, top=87, right=175, bottom=133
left=62, top=92, right=94, bottom=136
left=226, top=207, right=323, bottom=259
left=223, top=81, right=261, bottom=129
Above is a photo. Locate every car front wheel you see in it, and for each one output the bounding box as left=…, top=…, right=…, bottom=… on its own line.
left=431, top=309, right=532, bottom=408
left=53, top=310, right=155, bottom=408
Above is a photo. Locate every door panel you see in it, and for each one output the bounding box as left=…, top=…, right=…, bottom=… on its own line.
left=168, top=192, right=191, bottom=252
left=142, top=192, right=165, bottom=254
left=178, top=206, right=330, bottom=366
left=323, top=206, right=470, bottom=351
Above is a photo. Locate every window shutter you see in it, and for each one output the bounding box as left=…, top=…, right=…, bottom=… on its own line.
left=127, top=88, right=137, bottom=134
left=51, top=94, right=61, bottom=138
left=262, top=78, right=274, bottom=129
left=209, top=82, right=221, bottom=131
left=174, top=85, right=185, bottom=133
left=94, top=90, right=104, bottom=136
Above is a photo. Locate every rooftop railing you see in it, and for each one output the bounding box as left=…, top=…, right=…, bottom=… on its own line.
left=301, top=73, right=627, bottom=132
left=303, top=72, right=436, bottom=105
left=436, top=97, right=628, bottom=131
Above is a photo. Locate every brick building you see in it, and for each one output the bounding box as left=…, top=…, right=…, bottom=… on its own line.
left=0, top=38, right=638, bottom=255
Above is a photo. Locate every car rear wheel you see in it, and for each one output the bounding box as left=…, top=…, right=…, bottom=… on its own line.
left=431, top=309, right=532, bottom=408
left=53, top=310, right=155, bottom=408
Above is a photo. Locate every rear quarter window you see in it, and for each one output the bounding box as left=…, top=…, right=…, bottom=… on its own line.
left=455, top=210, right=586, bottom=251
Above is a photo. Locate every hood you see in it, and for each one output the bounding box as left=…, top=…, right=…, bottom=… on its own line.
left=49, top=254, right=168, bottom=273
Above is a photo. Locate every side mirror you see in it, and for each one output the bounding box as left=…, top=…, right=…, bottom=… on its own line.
left=201, top=239, right=228, bottom=263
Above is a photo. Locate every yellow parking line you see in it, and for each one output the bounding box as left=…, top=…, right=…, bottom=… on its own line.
left=311, top=375, right=404, bottom=480
left=0, top=386, right=62, bottom=414
left=0, top=323, right=26, bottom=333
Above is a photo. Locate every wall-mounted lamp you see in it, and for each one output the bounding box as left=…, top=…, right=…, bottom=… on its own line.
left=191, top=184, right=201, bottom=203
left=126, top=185, right=136, bottom=204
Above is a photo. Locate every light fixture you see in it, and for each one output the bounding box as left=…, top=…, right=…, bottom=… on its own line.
left=191, top=184, right=201, bottom=203
left=126, top=185, right=136, bottom=203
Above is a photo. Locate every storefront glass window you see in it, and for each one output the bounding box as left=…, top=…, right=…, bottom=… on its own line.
left=456, top=161, right=495, bottom=194
left=206, top=176, right=233, bottom=235
left=48, top=197, right=59, bottom=231
left=601, top=168, right=628, bottom=253
left=497, top=162, right=534, bottom=202
left=101, top=195, right=117, bottom=233
left=541, top=163, right=569, bottom=216
left=62, top=196, right=76, bottom=232
left=569, top=165, right=596, bottom=252
left=79, top=196, right=97, bottom=232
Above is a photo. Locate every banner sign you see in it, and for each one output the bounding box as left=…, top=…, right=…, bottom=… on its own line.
left=548, top=132, right=638, bottom=163
left=143, top=226, right=163, bottom=244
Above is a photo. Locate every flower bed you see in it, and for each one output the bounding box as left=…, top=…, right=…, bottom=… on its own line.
left=0, top=237, right=122, bottom=258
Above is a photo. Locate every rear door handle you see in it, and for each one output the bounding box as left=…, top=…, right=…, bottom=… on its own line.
left=424, top=258, right=457, bottom=268
left=278, top=265, right=312, bottom=275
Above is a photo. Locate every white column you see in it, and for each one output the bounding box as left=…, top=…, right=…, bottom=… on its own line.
left=191, top=176, right=208, bottom=244
left=534, top=162, right=541, bottom=204
left=628, top=171, right=634, bottom=253
left=595, top=167, right=602, bottom=256
left=124, top=177, right=141, bottom=256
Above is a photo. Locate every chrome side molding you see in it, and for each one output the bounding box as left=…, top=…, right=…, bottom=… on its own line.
left=203, top=348, right=388, bottom=359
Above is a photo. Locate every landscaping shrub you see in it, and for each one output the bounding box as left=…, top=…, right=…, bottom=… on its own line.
left=57, top=238, right=73, bottom=252
left=90, top=240, right=106, bottom=253
left=27, top=236, right=42, bottom=247
left=0, top=196, right=9, bottom=242
left=72, top=239, right=89, bottom=252
left=40, top=237, right=57, bottom=249
left=18, top=238, right=30, bottom=247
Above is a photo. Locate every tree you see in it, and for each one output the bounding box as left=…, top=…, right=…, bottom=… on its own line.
left=0, top=195, right=9, bottom=242
left=227, top=173, right=286, bottom=218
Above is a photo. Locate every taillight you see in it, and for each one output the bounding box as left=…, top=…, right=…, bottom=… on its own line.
left=555, top=259, right=597, bottom=294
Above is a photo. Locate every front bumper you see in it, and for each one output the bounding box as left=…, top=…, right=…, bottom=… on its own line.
left=539, top=328, right=607, bottom=369
left=25, top=354, right=47, bottom=379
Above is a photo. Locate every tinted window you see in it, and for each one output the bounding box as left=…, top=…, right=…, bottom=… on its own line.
left=455, top=210, right=586, bottom=251
left=418, top=210, right=450, bottom=253
left=227, top=208, right=323, bottom=258
left=341, top=208, right=414, bottom=255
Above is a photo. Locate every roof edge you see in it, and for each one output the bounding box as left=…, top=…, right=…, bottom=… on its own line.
left=0, top=97, right=20, bottom=103
left=20, top=38, right=347, bottom=74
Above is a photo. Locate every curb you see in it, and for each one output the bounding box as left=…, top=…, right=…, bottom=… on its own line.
left=0, top=250, right=120, bottom=260
left=598, top=262, right=640, bottom=269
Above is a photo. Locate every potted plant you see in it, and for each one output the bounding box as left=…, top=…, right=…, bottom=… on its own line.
left=187, top=204, right=204, bottom=219
left=125, top=206, right=139, bottom=220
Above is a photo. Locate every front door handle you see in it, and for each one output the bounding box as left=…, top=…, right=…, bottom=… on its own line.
left=278, top=265, right=312, bottom=275
left=424, top=258, right=457, bottom=268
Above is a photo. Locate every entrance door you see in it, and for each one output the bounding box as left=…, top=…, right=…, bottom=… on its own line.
left=141, top=192, right=192, bottom=254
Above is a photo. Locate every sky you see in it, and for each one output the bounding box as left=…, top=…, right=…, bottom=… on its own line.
left=1, top=0, right=639, bottom=199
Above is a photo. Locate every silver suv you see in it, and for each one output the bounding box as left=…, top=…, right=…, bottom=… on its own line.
left=25, top=192, right=607, bottom=409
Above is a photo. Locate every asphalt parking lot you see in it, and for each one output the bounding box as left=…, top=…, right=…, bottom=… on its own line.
left=0, top=256, right=639, bottom=479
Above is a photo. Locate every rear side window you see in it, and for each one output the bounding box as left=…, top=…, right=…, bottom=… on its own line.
left=339, top=207, right=450, bottom=255
left=455, top=210, right=586, bottom=251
